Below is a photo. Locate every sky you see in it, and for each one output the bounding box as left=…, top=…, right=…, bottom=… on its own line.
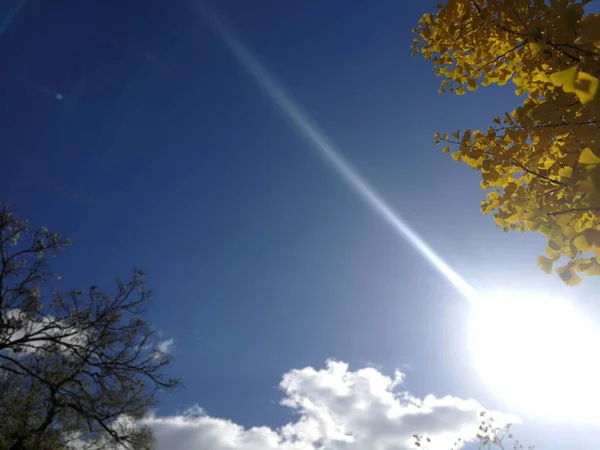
left=1, top=0, right=600, bottom=448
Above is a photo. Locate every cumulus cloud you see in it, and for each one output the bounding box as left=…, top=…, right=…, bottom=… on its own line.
left=140, top=360, right=518, bottom=450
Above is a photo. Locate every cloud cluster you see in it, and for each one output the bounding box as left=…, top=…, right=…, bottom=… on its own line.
left=141, top=360, right=517, bottom=450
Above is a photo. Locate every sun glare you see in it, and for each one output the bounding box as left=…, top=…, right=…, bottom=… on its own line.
left=469, top=292, right=600, bottom=423
left=202, top=3, right=600, bottom=426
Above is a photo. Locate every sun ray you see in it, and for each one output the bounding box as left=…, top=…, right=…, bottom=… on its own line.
left=194, top=2, right=600, bottom=424
left=196, top=3, right=478, bottom=302
left=0, top=0, right=28, bottom=39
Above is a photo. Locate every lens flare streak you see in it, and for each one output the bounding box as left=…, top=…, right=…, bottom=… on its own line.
left=199, top=6, right=478, bottom=302
left=0, top=0, right=28, bottom=38
left=193, top=4, right=600, bottom=425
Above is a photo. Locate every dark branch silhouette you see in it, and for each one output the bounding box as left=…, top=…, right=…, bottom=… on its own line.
left=0, top=204, right=180, bottom=450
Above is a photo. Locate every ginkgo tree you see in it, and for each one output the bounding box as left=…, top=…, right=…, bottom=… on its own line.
left=412, top=0, right=600, bottom=285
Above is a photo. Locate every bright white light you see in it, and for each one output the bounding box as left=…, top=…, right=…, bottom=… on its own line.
left=469, top=291, right=600, bottom=423
left=196, top=4, right=600, bottom=426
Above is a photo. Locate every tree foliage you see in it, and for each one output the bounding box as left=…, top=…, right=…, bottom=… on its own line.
left=412, top=0, right=600, bottom=285
left=0, top=205, right=179, bottom=449
left=413, top=411, right=533, bottom=450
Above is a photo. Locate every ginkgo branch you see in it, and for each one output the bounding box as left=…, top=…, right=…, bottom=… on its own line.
left=537, top=185, right=565, bottom=199
left=488, top=140, right=566, bottom=187
left=471, top=0, right=524, bottom=39
left=475, top=41, right=528, bottom=73
left=494, top=120, right=600, bottom=131
left=546, top=207, right=600, bottom=216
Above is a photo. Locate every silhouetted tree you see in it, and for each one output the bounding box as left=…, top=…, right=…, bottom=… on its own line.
left=0, top=204, right=179, bottom=449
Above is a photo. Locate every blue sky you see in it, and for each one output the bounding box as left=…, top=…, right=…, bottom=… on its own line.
left=2, top=0, right=600, bottom=448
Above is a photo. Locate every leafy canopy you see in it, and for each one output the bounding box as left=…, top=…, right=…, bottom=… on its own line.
left=412, top=0, right=600, bottom=285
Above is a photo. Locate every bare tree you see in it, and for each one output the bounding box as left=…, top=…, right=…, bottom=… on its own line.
left=0, top=204, right=180, bottom=449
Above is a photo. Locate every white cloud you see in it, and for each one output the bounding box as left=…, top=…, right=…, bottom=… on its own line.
left=157, top=338, right=175, bottom=355
left=140, top=360, right=518, bottom=450
left=1, top=309, right=87, bottom=357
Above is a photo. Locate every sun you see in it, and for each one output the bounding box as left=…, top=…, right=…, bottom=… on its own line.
left=468, top=291, right=600, bottom=423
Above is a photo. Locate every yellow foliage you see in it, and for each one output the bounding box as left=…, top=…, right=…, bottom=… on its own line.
left=556, top=263, right=584, bottom=286
left=412, top=0, right=600, bottom=284
left=537, top=255, right=554, bottom=274
left=579, top=147, right=600, bottom=165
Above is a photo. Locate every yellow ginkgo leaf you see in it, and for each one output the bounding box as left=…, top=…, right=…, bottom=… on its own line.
left=584, top=260, right=600, bottom=276
left=451, top=152, right=462, bottom=161
left=537, top=255, right=554, bottom=274
left=564, top=240, right=579, bottom=259
left=575, top=258, right=594, bottom=272
left=556, top=264, right=583, bottom=286
left=460, top=129, right=472, bottom=147
left=579, top=147, right=600, bottom=165
left=528, top=41, right=544, bottom=55
left=558, top=166, right=573, bottom=178
left=550, top=66, right=578, bottom=91
left=584, top=229, right=600, bottom=246
left=546, top=239, right=563, bottom=259
left=574, top=70, right=600, bottom=105
left=562, top=225, right=577, bottom=238
left=550, top=66, right=599, bottom=105
left=573, top=234, right=591, bottom=252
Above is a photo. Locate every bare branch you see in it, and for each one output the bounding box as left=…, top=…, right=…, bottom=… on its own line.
left=0, top=204, right=179, bottom=449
